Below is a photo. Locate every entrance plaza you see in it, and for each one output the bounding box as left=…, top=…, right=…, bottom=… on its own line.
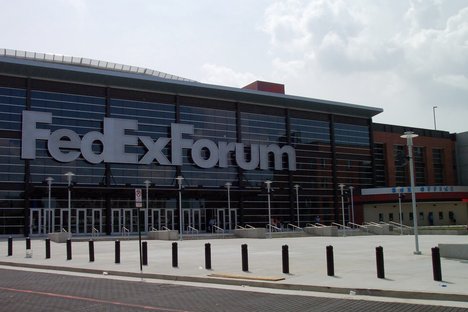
left=1, top=235, right=467, bottom=308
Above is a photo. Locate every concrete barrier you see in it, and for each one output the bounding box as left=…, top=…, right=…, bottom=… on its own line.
left=419, top=226, right=468, bottom=235
left=48, top=232, right=70, bottom=243
left=438, top=244, right=468, bottom=260
left=366, top=224, right=391, bottom=235
left=147, top=230, right=179, bottom=240
left=234, top=228, right=266, bottom=238
left=304, top=226, right=338, bottom=236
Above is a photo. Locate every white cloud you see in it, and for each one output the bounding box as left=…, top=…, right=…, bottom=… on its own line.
left=200, top=64, right=260, bottom=88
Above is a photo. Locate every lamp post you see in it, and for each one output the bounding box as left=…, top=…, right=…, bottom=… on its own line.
left=45, top=177, right=54, bottom=234
left=294, top=184, right=300, bottom=227
left=144, top=180, right=151, bottom=232
left=398, top=188, right=403, bottom=235
left=401, top=131, right=421, bottom=255
left=265, top=180, right=272, bottom=238
left=338, top=183, right=346, bottom=236
left=225, top=182, right=232, bottom=231
left=432, top=106, right=437, bottom=130
left=64, top=172, right=75, bottom=238
left=175, top=176, right=184, bottom=240
left=349, top=186, right=354, bottom=228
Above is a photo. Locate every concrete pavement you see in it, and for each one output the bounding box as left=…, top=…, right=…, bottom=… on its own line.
left=1, top=234, right=467, bottom=307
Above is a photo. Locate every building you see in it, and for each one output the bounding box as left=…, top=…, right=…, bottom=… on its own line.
left=359, top=124, right=468, bottom=226
left=0, top=49, right=383, bottom=236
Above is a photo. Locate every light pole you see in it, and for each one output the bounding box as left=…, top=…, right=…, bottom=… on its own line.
left=349, top=186, right=354, bottom=228
left=265, top=180, right=272, bottom=238
left=64, top=172, right=74, bottom=238
left=45, top=177, right=54, bottom=234
left=225, top=182, right=232, bottom=231
left=175, top=176, right=184, bottom=240
left=398, top=188, right=403, bottom=235
left=338, top=183, right=346, bottom=236
left=432, top=106, right=437, bottom=130
left=294, top=184, right=300, bottom=227
left=401, top=131, right=421, bottom=255
left=144, top=180, right=151, bottom=232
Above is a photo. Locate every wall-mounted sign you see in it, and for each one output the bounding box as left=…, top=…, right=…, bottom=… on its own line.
left=21, top=110, right=296, bottom=171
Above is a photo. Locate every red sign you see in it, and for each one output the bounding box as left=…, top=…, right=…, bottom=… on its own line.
left=135, top=188, right=143, bottom=208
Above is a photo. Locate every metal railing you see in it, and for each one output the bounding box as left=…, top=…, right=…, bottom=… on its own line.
left=92, top=227, right=100, bottom=238
left=161, top=226, right=171, bottom=231
left=121, top=226, right=130, bottom=239
left=266, top=224, right=281, bottom=232
left=245, top=224, right=256, bottom=229
left=388, top=221, right=412, bottom=229
left=212, top=225, right=225, bottom=238
left=150, top=227, right=158, bottom=232
left=235, top=225, right=245, bottom=230
left=331, top=222, right=351, bottom=229
left=186, top=226, right=199, bottom=235
left=287, top=223, right=303, bottom=231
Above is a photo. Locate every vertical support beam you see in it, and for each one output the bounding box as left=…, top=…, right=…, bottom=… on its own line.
left=330, top=115, right=339, bottom=223
left=105, top=87, right=112, bottom=236
left=286, top=109, right=295, bottom=223
left=235, top=102, right=244, bottom=225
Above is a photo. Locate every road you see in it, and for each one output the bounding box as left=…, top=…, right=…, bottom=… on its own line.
left=0, top=268, right=465, bottom=312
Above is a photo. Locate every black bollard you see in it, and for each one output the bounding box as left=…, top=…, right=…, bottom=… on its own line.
left=432, top=247, right=442, bottom=282
left=66, top=239, right=72, bottom=260
left=8, top=236, right=13, bottom=256
left=172, top=242, right=178, bottom=268
left=282, top=245, right=289, bottom=274
left=45, top=238, right=51, bottom=259
left=26, top=237, right=31, bottom=250
left=241, top=244, right=249, bottom=272
left=142, top=242, right=148, bottom=266
left=205, top=243, right=212, bottom=270
left=89, top=240, right=95, bottom=262
left=326, top=245, right=334, bottom=276
left=376, top=246, right=385, bottom=279
left=115, top=240, right=120, bottom=264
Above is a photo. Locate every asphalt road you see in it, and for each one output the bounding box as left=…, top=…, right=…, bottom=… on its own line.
left=0, top=268, right=466, bottom=312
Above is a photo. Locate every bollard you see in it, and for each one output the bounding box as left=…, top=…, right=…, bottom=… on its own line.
left=8, top=236, right=13, bottom=256
left=66, top=239, right=72, bottom=260
left=376, top=246, right=385, bottom=279
left=45, top=238, right=51, bottom=259
left=432, top=247, right=442, bottom=282
left=142, top=242, right=148, bottom=266
left=282, top=245, right=289, bottom=274
left=172, top=242, right=178, bottom=268
left=326, top=245, right=334, bottom=276
left=241, top=244, right=249, bottom=272
left=115, top=240, right=120, bottom=264
left=26, top=237, right=31, bottom=250
left=89, top=240, right=95, bottom=262
left=205, top=243, right=212, bottom=270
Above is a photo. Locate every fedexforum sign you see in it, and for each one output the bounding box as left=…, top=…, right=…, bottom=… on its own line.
left=21, top=111, right=296, bottom=171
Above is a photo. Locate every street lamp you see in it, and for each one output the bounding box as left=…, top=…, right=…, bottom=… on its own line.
left=144, top=180, right=151, bottom=232
left=397, top=188, right=403, bottom=235
left=264, top=180, right=272, bottom=238
left=338, top=183, right=346, bottom=236
left=225, top=182, right=232, bottom=231
left=349, top=186, right=355, bottom=228
left=401, top=131, right=421, bottom=255
left=64, top=172, right=75, bottom=238
left=432, top=106, right=437, bottom=130
left=175, top=176, right=184, bottom=240
left=45, top=177, right=54, bottom=234
left=294, top=184, right=300, bottom=227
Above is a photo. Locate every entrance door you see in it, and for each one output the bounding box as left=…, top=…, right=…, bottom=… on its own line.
left=183, top=209, right=191, bottom=231
left=193, top=209, right=201, bottom=231
left=164, top=209, right=175, bottom=230
left=150, top=209, right=161, bottom=231
left=43, top=209, right=54, bottom=234
left=216, top=209, right=226, bottom=230
left=30, top=208, right=41, bottom=235
left=112, top=209, right=121, bottom=234
left=229, top=209, right=238, bottom=230
left=123, top=209, right=134, bottom=233
left=76, top=209, right=87, bottom=234
left=92, top=209, right=102, bottom=234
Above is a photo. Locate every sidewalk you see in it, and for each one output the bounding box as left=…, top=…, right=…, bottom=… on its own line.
left=1, top=235, right=467, bottom=304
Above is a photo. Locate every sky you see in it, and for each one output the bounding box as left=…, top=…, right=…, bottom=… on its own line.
left=1, top=0, right=467, bottom=133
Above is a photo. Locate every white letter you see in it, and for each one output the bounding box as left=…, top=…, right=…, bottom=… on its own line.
left=235, top=143, right=259, bottom=170
left=104, top=117, right=139, bottom=164
left=48, top=129, right=81, bottom=162
left=191, top=139, right=219, bottom=168
left=171, top=123, right=194, bottom=166
left=21, top=111, right=51, bottom=159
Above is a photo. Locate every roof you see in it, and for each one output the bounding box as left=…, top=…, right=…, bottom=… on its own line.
left=0, top=49, right=383, bottom=118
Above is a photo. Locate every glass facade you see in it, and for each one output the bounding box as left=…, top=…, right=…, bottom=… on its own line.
left=0, top=73, right=376, bottom=236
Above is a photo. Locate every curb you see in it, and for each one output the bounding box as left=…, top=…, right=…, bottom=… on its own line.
left=1, top=261, right=467, bottom=303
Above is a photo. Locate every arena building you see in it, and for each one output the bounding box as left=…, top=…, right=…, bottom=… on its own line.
left=0, top=49, right=383, bottom=236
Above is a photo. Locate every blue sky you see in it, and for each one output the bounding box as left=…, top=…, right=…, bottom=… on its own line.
left=2, top=0, right=467, bottom=133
